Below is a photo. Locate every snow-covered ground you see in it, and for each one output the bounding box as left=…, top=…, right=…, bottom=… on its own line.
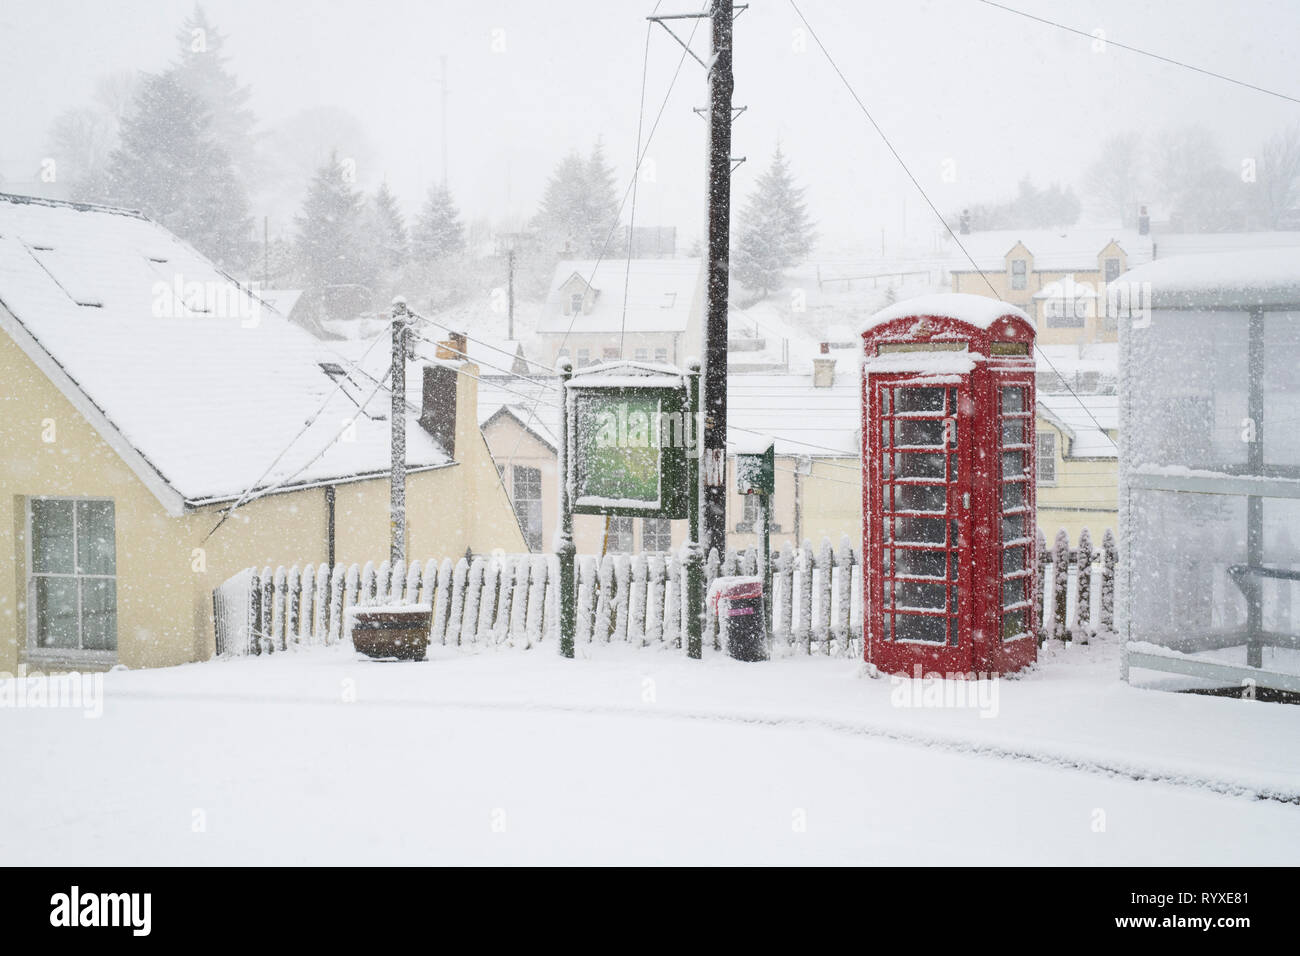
left=2, top=638, right=1297, bottom=865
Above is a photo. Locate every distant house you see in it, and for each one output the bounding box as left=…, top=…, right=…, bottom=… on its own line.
left=946, top=228, right=1154, bottom=345
left=1033, top=392, right=1118, bottom=542
left=0, top=194, right=524, bottom=673
left=537, top=258, right=705, bottom=368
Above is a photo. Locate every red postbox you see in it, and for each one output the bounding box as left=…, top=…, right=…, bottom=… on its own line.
left=860, top=294, right=1037, bottom=677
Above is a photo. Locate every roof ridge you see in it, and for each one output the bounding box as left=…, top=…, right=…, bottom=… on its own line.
left=0, top=191, right=148, bottom=220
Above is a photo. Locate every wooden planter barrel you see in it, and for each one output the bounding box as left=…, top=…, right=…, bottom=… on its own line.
left=348, top=606, right=432, bottom=661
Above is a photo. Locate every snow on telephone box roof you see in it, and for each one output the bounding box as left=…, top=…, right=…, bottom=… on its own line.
left=0, top=193, right=452, bottom=515
left=861, top=292, right=1032, bottom=335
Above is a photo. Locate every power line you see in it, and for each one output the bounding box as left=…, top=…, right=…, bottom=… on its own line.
left=786, top=0, right=1118, bottom=453
left=974, top=0, right=1300, bottom=106
left=406, top=306, right=559, bottom=374
left=203, top=318, right=396, bottom=542
left=406, top=328, right=559, bottom=390
left=503, top=0, right=706, bottom=474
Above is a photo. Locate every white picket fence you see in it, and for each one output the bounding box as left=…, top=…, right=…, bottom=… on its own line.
left=212, top=528, right=1115, bottom=658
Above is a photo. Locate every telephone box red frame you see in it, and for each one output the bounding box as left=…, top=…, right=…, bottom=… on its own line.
left=861, top=307, right=1037, bottom=677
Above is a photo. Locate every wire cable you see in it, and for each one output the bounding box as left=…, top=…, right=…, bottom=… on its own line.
left=786, top=0, right=1119, bottom=453
left=974, top=0, right=1300, bottom=105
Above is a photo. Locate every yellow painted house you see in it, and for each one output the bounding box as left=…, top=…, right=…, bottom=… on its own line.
left=947, top=227, right=1154, bottom=346
left=0, top=194, right=524, bottom=674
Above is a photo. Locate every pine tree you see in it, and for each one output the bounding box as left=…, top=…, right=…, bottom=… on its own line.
left=583, top=138, right=621, bottom=254
left=173, top=4, right=258, bottom=177
left=533, top=141, right=621, bottom=257
left=107, top=70, right=253, bottom=271
left=732, top=144, right=815, bottom=297
left=294, top=151, right=376, bottom=313
left=370, top=180, right=409, bottom=270
left=412, top=183, right=464, bottom=263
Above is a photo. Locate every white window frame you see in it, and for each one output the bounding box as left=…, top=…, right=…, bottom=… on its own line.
left=654, top=347, right=668, bottom=364
left=1010, top=259, right=1027, bottom=290
left=606, top=515, right=634, bottom=553
left=511, top=466, right=544, bottom=552
left=641, top=517, right=672, bottom=552
left=1036, top=431, right=1058, bottom=485
left=634, top=348, right=649, bottom=362
left=569, top=292, right=584, bottom=315
left=25, top=495, right=118, bottom=665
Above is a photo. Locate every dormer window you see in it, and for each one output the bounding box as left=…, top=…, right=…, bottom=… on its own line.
left=1010, top=259, right=1027, bottom=290
left=569, top=292, right=584, bottom=315
left=1104, top=257, right=1121, bottom=283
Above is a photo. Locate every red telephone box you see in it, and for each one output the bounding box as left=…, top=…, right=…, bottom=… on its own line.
left=860, top=295, right=1037, bottom=677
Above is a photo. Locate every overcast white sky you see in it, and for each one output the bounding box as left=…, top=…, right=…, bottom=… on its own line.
left=2, top=0, right=1298, bottom=253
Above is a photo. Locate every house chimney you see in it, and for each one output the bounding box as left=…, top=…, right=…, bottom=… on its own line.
left=1137, top=204, right=1150, bottom=236
left=819, top=341, right=830, bottom=355
left=419, top=364, right=458, bottom=457
left=435, top=330, right=467, bottom=361
left=959, top=209, right=971, bottom=235
left=812, top=357, right=836, bottom=388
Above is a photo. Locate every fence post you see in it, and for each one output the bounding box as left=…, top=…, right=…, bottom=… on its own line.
left=1075, top=528, right=1094, bottom=644
left=796, top=539, right=813, bottom=654
left=1034, top=530, right=1048, bottom=645
left=1100, top=528, right=1117, bottom=635
left=1052, top=529, right=1070, bottom=642
left=835, top=537, right=853, bottom=656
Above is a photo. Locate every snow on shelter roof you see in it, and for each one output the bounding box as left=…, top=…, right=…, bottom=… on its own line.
left=862, top=293, right=1031, bottom=333
left=0, top=194, right=451, bottom=513
left=1119, top=248, right=1300, bottom=309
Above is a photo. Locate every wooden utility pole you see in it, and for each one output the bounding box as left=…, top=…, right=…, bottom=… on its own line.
left=390, top=297, right=409, bottom=566
left=702, top=0, right=734, bottom=559
left=556, top=358, right=576, bottom=658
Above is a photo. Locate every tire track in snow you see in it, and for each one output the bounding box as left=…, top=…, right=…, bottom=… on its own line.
left=102, top=687, right=1300, bottom=806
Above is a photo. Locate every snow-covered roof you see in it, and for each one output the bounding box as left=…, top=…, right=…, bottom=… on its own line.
left=1037, top=392, right=1118, bottom=458
left=943, top=227, right=1154, bottom=272
left=258, top=288, right=302, bottom=317
left=727, top=369, right=861, bottom=458
left=1120, top=248, right=1300, bottom=309
left=537, top=258, right=703, bottom=334
left=1151, top=231, right=1300, bottom=258
left=0, top=194, right=452, bottom=514
left=862, top=293, right=1030, bottom=333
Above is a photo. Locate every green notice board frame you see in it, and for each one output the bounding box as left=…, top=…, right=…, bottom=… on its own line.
left=565, top=362, right=692, bottom=520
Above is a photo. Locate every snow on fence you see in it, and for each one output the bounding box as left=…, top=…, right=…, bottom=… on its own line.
left=211, top=528, right=1115, bottom=658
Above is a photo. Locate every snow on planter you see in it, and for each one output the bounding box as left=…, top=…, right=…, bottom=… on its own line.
left=346, top=604, right=433, bottom=661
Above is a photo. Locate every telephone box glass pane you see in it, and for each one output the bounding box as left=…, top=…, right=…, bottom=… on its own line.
left=1000, top=419, right=1026, bottom=445
left=897, top=484, right=946, bottom=512
left=895, top=453, right=945, bottom=479
left=1000, top=387, right=1025, bottom=413
left=895, top=614, right=946, bottom=643
left=1002, top=547, right=1026, bottom=572
left=894, top=517, right=945, bottom=544
left=1002, top=579, right=1026, bottom=607
left=897, top=549, right=945, bottom=578
left=896, top=580, right=945, bottom=610
left=895, top=388, right=944, bottom=413
left=1001, top=451, right=1026, bottom=478
left=895, top=419, right=945, bottom=447
left=1001, top=609, right=1027, bottom=639
left=1001, top=482, right=1025, bottom=510
left=1001, top=514, right=1027, bottom=542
